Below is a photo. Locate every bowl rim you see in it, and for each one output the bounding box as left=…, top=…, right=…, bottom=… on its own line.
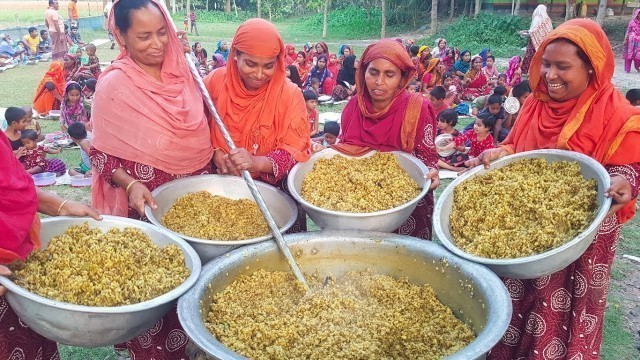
left=433, top=149, right=613, bottom=266
left=32, top=172, right=56, bottom=179
left=0, top=215, right=202, bottom=314
left=144, top=174, right=298, bottom=245
left=287, top=149, right=431, bottom=218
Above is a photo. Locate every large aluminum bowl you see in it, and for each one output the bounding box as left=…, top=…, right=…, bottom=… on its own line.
left=145, top=175, right=298, bottom=263
left=287, top=149, right=431, bottom=231
left=178, top=231, right=512, bottom=359
left=434, top=149, right=612, bottom=279
left=0, top=215, right=201, bottom=347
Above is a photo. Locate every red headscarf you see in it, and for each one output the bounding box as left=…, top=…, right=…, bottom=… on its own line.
left=337, top=39, right=433, bottom=156
left=91, top=0, right=213, bottom=215
left=284, top=44, right=297, bottom=66
left=205, top=18, right=310, bottom=165
left=0, top=133, right=40, bottom=263
left=503, top=18, right=640, bottom=223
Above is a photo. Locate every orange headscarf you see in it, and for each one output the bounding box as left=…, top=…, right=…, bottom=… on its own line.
left=205, top=18, right=310, bottom=164
left=32, top=62, right=65, bottom=114
left=503, top=19, right=640, bottom=223
left=91, top=0, right=213, bottom=216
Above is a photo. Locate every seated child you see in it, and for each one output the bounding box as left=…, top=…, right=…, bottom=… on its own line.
left=442, top=72, right=461, bottom=105
left=407, top=79, right=420, bottom=93
left=38, top=30, right=52, bottom=57
left=67, top=122, right=92, bottom=177
left=437, top=112, right=496, bottom=171
left=85, top=43, right=101, bottom=79
left=4, top=107, right=28, bottom=155
left=504, top=80, right=531, bottom=128
left=69, top=26, right=86, bottom=47
left=497, top=73, right=509, bottom=93
left=311, top=120, right=340, bottom=153
left=626, top=89, right=640, bottom=107
left=476, top=94, right=507, bottom=144
left=428, top=86, right=450, bottom=115
left=303, top=90, right=319, bottom=137
left=60, top=82, right=89, bottom=133
left=471, top=85, right=507, bottom=116
left=308, top=77, right=321, bottom=96
left=22, top=106, right=44, bottom=142
left=436, top=109, right=463, bottom=171
left=20, top=129, right=66, bottom=176
left=483, top=55, right=499, bottom=86
left=23, top=27, right=40, bottom=57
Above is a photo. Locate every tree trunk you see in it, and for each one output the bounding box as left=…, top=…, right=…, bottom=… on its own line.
left=225, top=0, right=230, bottom=13
left=431, top=0, right=438, bottom=35
left=595, top=0, right=607, bottom=25
left=234, top=0, right=238, bottom=16
left=449, top=0, right=455, bottom=22
left=514, top=0, right=521, bottom=15
left=381, top=0, right=387, bottom=38
left=566, top=0, right=576, bottom=21
left=258, top=0, right=261, bottom=18
left=186, top=0, right=191, bottom=29
left=474, top=0, right=481, bottom=17
left=462, top=0, right=470, bottom=17
left=171, top=0, right=176, bottom=13
left=268, top=5, right=272, bottom=21
left=323, top=0, right=329, bottom=38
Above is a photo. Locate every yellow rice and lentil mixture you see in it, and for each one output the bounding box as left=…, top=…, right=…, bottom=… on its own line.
left=450, top=158, right=598, bottom=259
left=205, top=269, right=475, bottom=359
left=162, top=191, right=269, bottom=240
left=301, top=152, right=421, bottom=213
left=12, top=223, right=190, bottom=306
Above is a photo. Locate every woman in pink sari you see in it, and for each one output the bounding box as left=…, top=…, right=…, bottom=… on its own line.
left=624, top=9, right=640, bottom=73
left=461, top=55, right=491, bottom=101
left=90, top=0, right=213, bottom=359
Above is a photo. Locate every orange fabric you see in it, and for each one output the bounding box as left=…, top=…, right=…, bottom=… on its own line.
left=355, top=39, right=417, bottom=120
left=92, top=0, right=213, bottom=216
left=32, top=62, right=65, bottom=114
left=204, top=18, right=310, bottom=164
left=503, top=19, right=640, bottom=223
left=69, top=2, right=78, bottom=19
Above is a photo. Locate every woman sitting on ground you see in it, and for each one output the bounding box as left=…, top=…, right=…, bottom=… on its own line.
left=33, top=62, right=65, bottom=115
left=461, top=55, right=492, bottom=101
left=303, top=54, right=334, bottom=95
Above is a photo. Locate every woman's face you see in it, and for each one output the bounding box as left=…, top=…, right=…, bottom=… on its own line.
left=297, top=53, right=304, bottom=64
left=343, top=48, right=351, bottom=57
left=195, top=43, right=202, bottom=52
left=364, top=59, right=403, bottom=105
left=436, top=64, right=446, bottom=74
left=64, top=56, right=75, bottom=68
left=329, top=55, right=337, bottom=64
left=67, top=89, right=81, bottom=104
left=317, top=58, right=326, bottom=69
left=236, top=51, right=277, bottom=91
left=220, top=41, right=228, bottom=51
left=439, top=40, right=446, bottom=49
left=285, top=68, right=291, bottom=77
left=462, top=52, right=471, bottom=62
left=315, top=44, right=324, bottom=54
left=472, top=57, right=482, bottom=70
left=116, top=4, right=169, bottom=70
left=540, top=40, right=591, bottom=102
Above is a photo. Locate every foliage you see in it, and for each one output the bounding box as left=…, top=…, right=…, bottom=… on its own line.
left=417, top=12, right=529, bottom=58
left=171, top=9, right=255, bottom=22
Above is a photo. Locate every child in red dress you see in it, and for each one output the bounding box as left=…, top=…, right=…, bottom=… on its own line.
left=20, top=129, right=66, bottom=176
left=437, top=112, right=495, bottom=171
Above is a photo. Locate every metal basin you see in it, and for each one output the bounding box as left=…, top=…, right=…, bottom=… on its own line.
left=0, top=216, right=201, bottom=347
left=287, top=149, right=431, bottom=232
left=178, top=231, right=512, bottom=359
left=145, top=175, right=298, bottom=264
left=434, top=149, right=612, bottom=279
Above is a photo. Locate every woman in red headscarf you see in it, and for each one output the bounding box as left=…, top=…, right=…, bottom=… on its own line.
left=32, top=62, right=65, bottom=115
left=0, top=131, right=101, bottom=359
left=470, top=19, right=640, bottom=359
left=420, top=58, right=444, bottom=93
left=90, top=0, right=213, bottom=359
left=204, top=18, right=311, bottom=232
left=335, top=39, right=440, bottom=240
left=284, top=43, right=297, bottom=66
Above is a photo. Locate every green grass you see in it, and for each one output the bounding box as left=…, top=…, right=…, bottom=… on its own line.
left=602, top=299, right=639, bottom=360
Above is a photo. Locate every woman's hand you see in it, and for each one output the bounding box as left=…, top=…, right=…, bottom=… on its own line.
left=0, top=265, right=11, bottom=296
left=213, top=149, right=240, bottom=176
left=227, top=148, right=256, bottom=172
left=59, top=200, right=102, bottom=220
left=464, top=148, right=509, bottom=169
left=177, top=31, right=190, bottom=54
left=128, top=182, right=157, bottom=217
left=425, top=167, right=440, bottom=191
left=605, top=174, right=634, bottom=218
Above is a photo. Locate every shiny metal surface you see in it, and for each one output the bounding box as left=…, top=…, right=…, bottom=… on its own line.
left=0, top=216, right=201, bottom=347
left=287, top=149, right=431, bottom=232
left=145, top=175, right=298, bottom=264
left=434, top=149, right=612, bottom=279
left=178, top=231, right=512, bottom=360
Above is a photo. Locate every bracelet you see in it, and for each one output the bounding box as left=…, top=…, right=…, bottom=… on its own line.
left=125, top=180, right=140, bottom=195
left=57, top=200, right=69, bottom=216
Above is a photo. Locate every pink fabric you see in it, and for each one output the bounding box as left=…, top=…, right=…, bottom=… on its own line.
left=625, top=9, right=640, bottom=61
left=92, top=0, right=213, bottom=216
left=60, top=81, right=88, bottom=127
left=506, top=56, right=522, bottom=86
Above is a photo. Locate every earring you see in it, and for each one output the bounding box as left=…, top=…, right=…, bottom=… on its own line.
left=588, top=70, right=593, bottom=74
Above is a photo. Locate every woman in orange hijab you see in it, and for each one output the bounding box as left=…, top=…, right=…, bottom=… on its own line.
left=335, top=39, right=440, bottom=240
left=32, top=62, right=65, bottom=115
left=204, top=18, right=310, bottom=231
left=90, top=0, right=213, bottom=359
left=469, top=19, right=640, bottom=359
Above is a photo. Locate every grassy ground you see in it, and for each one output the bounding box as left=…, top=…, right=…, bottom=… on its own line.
left=2, top=16, right=639, bottom=360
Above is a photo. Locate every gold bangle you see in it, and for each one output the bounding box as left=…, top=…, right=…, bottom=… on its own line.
left=57, top=199, right=69, bottom=216
left=125, top=180, right=140, bottom=195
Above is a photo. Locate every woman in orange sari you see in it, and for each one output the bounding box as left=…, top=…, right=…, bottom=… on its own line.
left=470, top=19, right=640, bottom=359
left=420, top=58, right=444, bottom=94
left=336, top=39, right=440, bottom=239
left=90, top=0, right=213, bottom=359
left=204, top=18, right=311, bottom=232
left=32, top=62, right=65, bottom=115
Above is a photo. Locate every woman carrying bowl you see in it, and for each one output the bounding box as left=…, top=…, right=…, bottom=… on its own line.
left=469, top=19, right=640, bottom=359
left=335, top=39, right=440, bottom=240
left=0, top=132, right=101, bottom=359
left=204, top=18, right=311, bottom=232
left=90, top=0, right=213, bottom=358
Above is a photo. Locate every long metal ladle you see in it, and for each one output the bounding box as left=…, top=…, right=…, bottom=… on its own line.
left=160, top=4, right=308, bottom=289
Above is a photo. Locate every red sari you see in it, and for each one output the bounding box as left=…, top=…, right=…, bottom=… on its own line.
left=336, top=39, right=438, bottom=240
left=461, top=69, right=491, bottom=101
left=488, top=19, right=640, bottom=360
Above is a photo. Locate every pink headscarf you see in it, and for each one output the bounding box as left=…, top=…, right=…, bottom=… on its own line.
left=628, top=9, right=640, bottom=38
left=60, top=81, right=88, bottom=128
left=91, top=0, right=213, bottom=215
left=505, top=55, right=522, bottom=86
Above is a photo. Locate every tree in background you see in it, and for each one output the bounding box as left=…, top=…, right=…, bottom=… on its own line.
left=566, top=0, right=576, bottom=21
left=596, top=0, right=607, bottom=25
left=432, top=0, right=438, bottom=34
